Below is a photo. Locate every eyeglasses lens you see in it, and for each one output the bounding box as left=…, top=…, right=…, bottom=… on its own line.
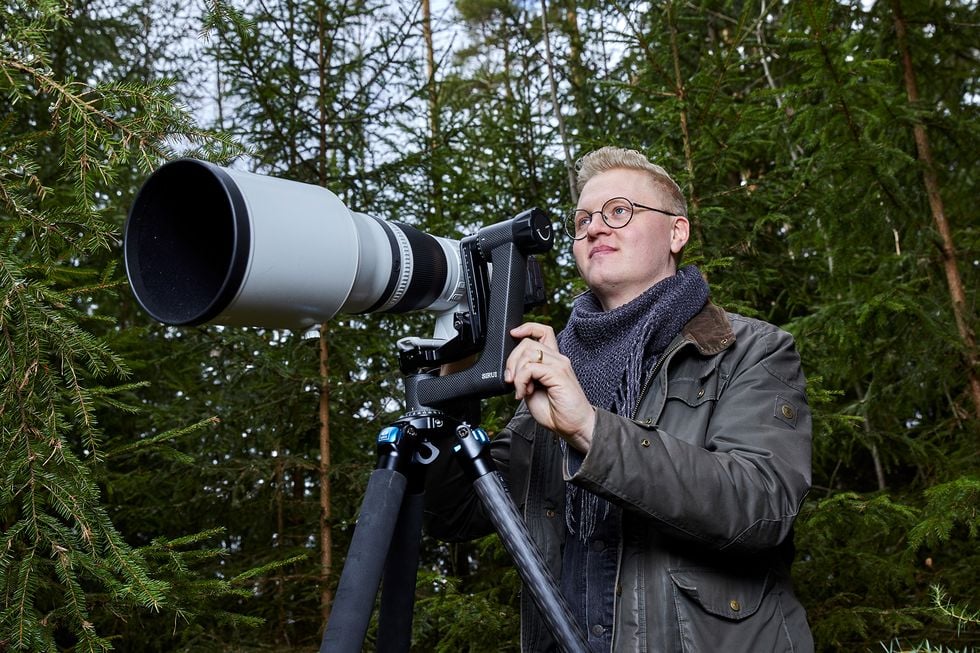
left=564, top=197, right=636, bottom=240
left=602, top=198, right=634, bottom=228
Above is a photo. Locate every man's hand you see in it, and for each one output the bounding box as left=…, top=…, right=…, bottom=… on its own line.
left=504, top=322, right=596, bottom=453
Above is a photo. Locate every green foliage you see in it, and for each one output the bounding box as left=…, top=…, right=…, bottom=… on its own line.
left=793, top=480, right=979, bottom=651
left=406, top=534, right=520, bottom=651
left=929, top=585, right=980, bottom=636
left=883, top=585, right=980, bottom=653
left=908, top=478, right=980, bottom=551
left=795, top=493, right=923, bottom=647
left=411, top=570, right=519, bottom=651
left=880, top=643, right=976, bottom=653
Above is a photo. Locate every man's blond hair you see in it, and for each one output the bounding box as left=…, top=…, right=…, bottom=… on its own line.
left=575, top=147, right=688, bottom=217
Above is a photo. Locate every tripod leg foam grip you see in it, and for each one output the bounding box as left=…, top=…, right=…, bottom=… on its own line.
left=378, top=490, right=425, bottom=653
left=321, top=468, right=407, bottom=653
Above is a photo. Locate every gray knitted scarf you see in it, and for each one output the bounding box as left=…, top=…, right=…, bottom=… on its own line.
left=556, top=265, right=709, bottom=538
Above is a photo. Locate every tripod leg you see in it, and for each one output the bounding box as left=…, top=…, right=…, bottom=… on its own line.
left=377, top=487, right=425, bottom=653
left=473, top=471, right=590, bottom=653
left=320, top=468, right=407, bottom=653
left=451, top=426, right=588, bottom=653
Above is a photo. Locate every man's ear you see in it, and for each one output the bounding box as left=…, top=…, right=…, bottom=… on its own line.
left=670, top=215, right=690, bottom=254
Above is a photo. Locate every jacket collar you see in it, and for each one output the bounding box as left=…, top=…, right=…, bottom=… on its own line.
left=681, top=301, right=735, bottom=355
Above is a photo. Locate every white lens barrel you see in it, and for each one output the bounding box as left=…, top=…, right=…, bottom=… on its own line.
left=124, top=159, right=463, bottom=329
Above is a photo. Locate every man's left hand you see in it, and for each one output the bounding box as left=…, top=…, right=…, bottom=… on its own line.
left=504, top=322, right=596, bottom=453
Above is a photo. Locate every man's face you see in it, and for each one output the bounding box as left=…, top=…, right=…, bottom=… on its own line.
left=572, top=168, right=689, bottom=311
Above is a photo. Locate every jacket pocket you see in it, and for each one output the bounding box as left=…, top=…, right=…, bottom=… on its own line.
left=669, top=567, right=793, bottom=653
left=665, top=359, right=721, bottom=408
left=669, top=567, right=766, bottom=619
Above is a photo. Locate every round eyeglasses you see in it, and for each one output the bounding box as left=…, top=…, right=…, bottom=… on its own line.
left=564, top=197, right=681, bottom=240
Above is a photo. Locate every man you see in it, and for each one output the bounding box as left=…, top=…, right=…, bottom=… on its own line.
left=425, top=147, right=813, bottom=652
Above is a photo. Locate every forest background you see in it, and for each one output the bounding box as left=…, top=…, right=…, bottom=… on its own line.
left=1, top=0, right=977, bottom=651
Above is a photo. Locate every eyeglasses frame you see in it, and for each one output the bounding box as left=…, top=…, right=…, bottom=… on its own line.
left=564, top=196, right=683, bottom=241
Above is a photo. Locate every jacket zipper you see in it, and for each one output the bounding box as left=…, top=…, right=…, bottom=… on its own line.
left=608, top=337, right=689, bottom=651
left=630, top=338, right=688, bottom=419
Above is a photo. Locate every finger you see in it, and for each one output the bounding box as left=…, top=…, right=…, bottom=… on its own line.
left=515, top=378, right=536, bottom=401
left=516, top=348, right=543, bottom=397
left=503, top=349, right=530, bottom=385
left=512, top=322, right=556, bottom=346
left=509, top=347, right=546, bottom=398
left=510, top=322, right=558, bottom=349
left=503, top=345, right=525, bottom=383
left=504, top=336, right=545, bottom=383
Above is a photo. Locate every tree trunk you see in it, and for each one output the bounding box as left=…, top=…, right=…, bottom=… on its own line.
left=274, top=457, right=288, bottom=638
left=539, top=0, right=578, bottom=203
left=318, top=324, right=333, bottom=624
left=316, top=4, right=334, bottom=625
left=855, top=385, right=887, bottom=491
left=421, top=0, right=444, bottom=221
left=666, top=3, right=703, bottom=246
left=890, top=0, right=980, bottom=419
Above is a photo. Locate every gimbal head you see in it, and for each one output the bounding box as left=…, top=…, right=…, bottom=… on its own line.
left=398, top=207, right=553, bottom=410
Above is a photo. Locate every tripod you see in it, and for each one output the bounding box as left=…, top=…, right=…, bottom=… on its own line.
left=318, top=209, right=588, bottom=652
left=319, top=371, right=588, bottom=653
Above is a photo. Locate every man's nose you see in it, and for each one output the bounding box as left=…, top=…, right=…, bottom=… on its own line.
left=585, top=211, right=610, bottom=238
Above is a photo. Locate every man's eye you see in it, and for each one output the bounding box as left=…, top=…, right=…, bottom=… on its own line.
left=577, top=215, right=591, bottom=229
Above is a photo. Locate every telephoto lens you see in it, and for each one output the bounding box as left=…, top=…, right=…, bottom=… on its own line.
left=124, top=159, right=464, bottom=329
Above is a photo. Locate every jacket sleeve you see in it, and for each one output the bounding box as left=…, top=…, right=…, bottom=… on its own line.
left=567, top=323, right=811, bottom=552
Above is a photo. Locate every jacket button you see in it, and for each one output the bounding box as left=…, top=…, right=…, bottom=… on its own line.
left=545, top=509, right=556, bottom=518
left=640, top=438, right=651, bottom=447
left=729, top=599, right=741, bottom=612
left=781, top=404, right=795, bottom=419
left=591, top=624, right=605, bottom=636
left=697, top=388, right=705, bottom=398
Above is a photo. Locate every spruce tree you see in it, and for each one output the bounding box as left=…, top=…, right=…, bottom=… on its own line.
left=0, top=1, right=247, bottom=650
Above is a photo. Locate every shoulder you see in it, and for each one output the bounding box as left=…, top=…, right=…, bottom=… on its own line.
left=726, top=311, right=792, bottom=340
left=678, top=303, right=805, bottom=391
left=724, top=311, right=799, bottom=351
left=722, top=311, right=806, bottom=393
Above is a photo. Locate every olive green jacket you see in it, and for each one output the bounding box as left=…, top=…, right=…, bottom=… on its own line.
left=425, top=303, right=814, bottom=652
